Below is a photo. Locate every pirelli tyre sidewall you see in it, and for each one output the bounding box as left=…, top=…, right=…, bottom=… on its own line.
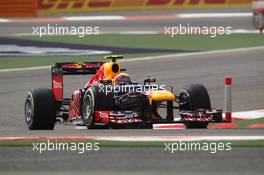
left=179, top=84, right=211, bottom=129
left=24, top=88, right=56, bottom=130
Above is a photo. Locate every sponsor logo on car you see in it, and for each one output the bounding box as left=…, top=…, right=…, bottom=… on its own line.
left=52, top=80, right=62, bottom=89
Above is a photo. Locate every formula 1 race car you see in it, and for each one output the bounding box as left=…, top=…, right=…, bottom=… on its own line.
left=24, top=55, right=229, bottom=130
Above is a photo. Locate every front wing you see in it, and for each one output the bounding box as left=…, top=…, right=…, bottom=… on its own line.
left=94, top=109, right=224, bottom=125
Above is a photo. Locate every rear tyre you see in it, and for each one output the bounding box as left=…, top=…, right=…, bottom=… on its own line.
left=179, top=84, right=211, bottom=129
left=24, top=88, right=56, bottom=130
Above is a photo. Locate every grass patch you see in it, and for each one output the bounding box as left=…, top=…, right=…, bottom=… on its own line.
left=10, top=33, right=264, bottom=51
left=233, top=118, right=264, bottom=128
left=1, top=33, right=264, bottom=69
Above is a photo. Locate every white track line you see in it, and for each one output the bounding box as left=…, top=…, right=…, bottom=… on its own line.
left=178, top=12, right=252, bottom=18
left=9, top=29, right=260, bottom=36
left=233, top=110, right=264, bottom=120
left=92, top=136, right=264, bottom=142
left=0, top=18, right=10, bottom=23
left=37, top=12, right=253, bottom=22
left=64, top=15, right=125, bottom=21
left=119, top=46, right=264, bottom=63
left=1, top=46, right=264, bottom=73
left=1, top=136, right=264, bottom=142
left=0, top=66, right=51, bottom=73
left=232, top=29, right=260, bottom=33
left=0, top=12, right=252, bottom=23
left=104, top=29, right=260, bottom=34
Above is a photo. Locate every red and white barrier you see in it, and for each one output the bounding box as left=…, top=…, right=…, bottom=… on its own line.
left=224, top=76, right=232, bottom=123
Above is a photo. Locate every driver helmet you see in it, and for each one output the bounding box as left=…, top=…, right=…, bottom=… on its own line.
left=113, top=73, right=132, bottom=85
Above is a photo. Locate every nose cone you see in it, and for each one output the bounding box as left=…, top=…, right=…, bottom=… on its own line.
left=150, top=90, right=175, bottom=101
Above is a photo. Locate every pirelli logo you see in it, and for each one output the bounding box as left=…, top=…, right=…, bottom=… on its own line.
left=38, top=0, right=251, bottom=13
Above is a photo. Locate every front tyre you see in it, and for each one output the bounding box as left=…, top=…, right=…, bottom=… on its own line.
left=81, top=86, right=114, bottom=129
left=180, top=84, right=211, bottom=129
left=81, top=88, right=95, bottom=129
left=24, top=88, right=56, bottom=130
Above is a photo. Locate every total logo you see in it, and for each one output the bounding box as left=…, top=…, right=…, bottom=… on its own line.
left=53, top=81, right=62, bottom=89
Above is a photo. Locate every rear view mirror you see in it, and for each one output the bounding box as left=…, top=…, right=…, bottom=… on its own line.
left=100, top=79, right=112, bottom=85
left=144, top=78, right=156, bottom=85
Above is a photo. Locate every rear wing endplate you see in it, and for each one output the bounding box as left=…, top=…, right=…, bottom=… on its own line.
left=51, top=62, right=104, bottom=101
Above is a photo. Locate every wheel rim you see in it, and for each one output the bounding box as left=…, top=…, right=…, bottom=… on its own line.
left=179, top=91, right=192, bottom=111
left=84, top=95, right=92, bottom=120
left=25, top=96, right=33, bottom=123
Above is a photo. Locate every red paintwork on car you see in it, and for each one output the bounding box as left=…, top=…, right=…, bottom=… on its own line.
left=52, top=74, right=63, bottom=101
left=69, top=63, right=106, bottom=119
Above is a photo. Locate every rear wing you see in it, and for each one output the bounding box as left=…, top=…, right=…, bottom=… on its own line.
left=51, top=62, right=104, bottom=101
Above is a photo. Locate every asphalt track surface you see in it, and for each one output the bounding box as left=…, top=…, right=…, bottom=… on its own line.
left=0, top=9, right=264, bottom=175
left=0, top=147, right=263, bottom=175
left=1, top=46, right=264, bottom=175
left=0, top=47, right=264, bottom=133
